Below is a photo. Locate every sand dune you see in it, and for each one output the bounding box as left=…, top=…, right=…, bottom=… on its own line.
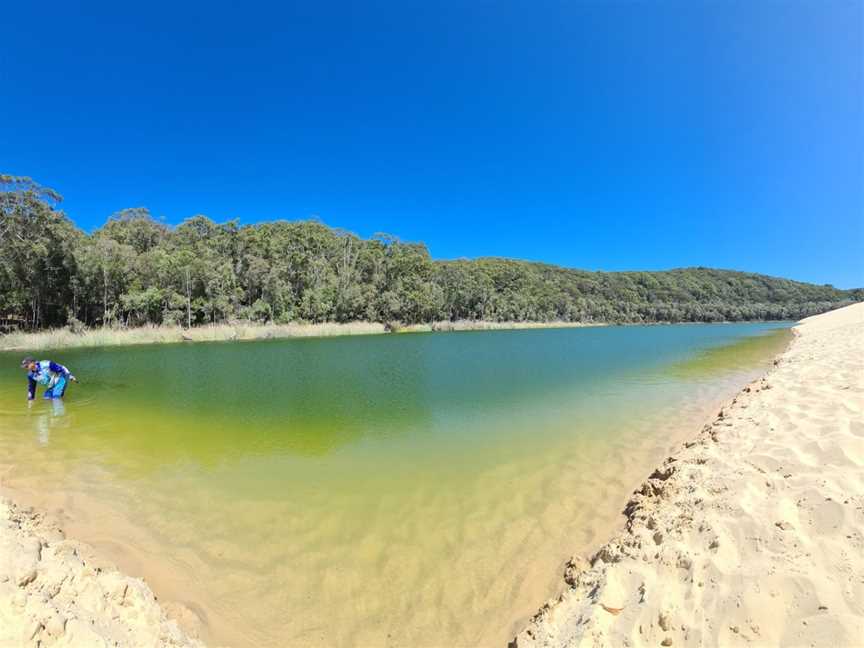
left=513, top=302, right=864, bottom=647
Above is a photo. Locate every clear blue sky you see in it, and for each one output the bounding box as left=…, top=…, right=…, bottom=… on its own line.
left=2, top=1, right=862, bottom=287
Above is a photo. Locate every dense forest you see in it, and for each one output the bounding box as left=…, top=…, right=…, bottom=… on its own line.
left=1, top=175, right=861, bottom=330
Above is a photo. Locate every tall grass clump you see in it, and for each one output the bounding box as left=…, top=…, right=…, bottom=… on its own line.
left=0, top=322, right=387, bottom=352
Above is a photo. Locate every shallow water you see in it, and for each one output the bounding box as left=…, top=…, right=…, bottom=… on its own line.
left=0, top=323, right=791, bottom=647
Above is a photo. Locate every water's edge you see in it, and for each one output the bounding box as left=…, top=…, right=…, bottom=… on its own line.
left=1, top=318, right=802, bottom=353
left=507, top=326, right=799, bottom=644
left=2, top=320, right=597, bottom=352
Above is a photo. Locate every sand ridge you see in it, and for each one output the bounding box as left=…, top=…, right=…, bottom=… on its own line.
left=0, top=498, right=202, bottom=647
left=513, top=302, right=864, bottom=647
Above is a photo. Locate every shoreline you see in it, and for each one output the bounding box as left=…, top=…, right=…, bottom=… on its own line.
left=0, top=320, right=606, bottom=353
left=0, top=316, right=810, bottom=353
left=512, top=302, right=864, bottom=647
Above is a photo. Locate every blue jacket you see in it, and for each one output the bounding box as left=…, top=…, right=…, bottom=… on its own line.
left=27, top=360, right=71, bottom=400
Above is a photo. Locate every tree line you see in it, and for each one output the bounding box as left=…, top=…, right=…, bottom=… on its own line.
left=1, top=174, right=860, bottom=330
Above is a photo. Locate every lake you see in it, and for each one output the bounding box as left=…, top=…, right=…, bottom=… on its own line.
left=0, top=323, right=791, bottom=647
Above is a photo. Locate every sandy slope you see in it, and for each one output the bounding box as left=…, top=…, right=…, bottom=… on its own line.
left=513, top=303, right=864, bottom=648
left=0, top=498, right=201, bottom=648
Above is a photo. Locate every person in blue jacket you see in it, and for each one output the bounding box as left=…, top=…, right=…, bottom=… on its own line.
left=21, top=357, right=77, bottom=401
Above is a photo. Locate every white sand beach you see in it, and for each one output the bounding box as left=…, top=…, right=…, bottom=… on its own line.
left=513, top=302, right=864, bottom=647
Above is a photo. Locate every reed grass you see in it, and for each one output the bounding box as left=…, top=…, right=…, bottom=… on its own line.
left=0, top=322, right=386, bottom=352
left=0, top=320, right=602, bottom=352
left=400, top=320, right=602, bottom=333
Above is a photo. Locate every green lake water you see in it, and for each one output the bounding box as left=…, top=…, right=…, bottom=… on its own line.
left=0, top=323, right=791, bottom=647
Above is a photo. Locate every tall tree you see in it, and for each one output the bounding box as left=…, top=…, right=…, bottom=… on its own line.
left=1, top=174, right=861, bottom=331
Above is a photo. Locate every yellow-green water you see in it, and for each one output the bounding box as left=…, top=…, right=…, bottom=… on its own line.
left=0, top=323, right=791, bottom=647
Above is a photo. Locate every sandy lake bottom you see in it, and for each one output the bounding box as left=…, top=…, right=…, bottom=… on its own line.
left=0, top=323, right=791, bottom=647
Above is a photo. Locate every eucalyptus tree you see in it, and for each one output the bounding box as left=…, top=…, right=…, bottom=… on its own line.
left=1, top=173, right=861, bottom=331
left=0, top=175, right=79, bottom=327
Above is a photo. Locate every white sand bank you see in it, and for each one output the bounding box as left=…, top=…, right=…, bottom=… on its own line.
left=0, top=498, right=202, bottom=647
left=513, top=302, right=864, bottom=647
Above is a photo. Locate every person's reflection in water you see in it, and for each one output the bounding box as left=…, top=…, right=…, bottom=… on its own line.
left=33, top=398, right=66, bottom=446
